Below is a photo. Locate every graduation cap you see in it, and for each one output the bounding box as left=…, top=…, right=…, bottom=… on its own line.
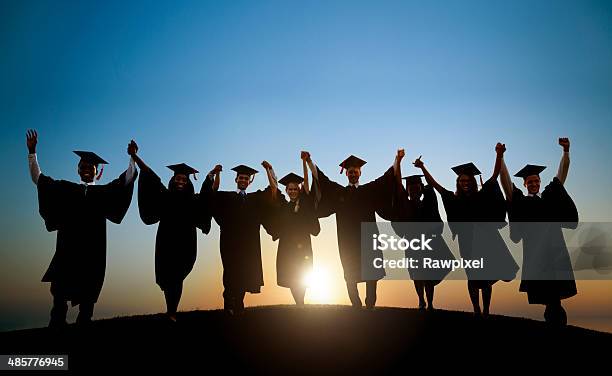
left=232, top=164, right=258, bottom=176
left=402, top=174, right=424, bottom=185
left=74, top=150, right=107, bottom=181
left=73, top=151, right=108, bottom=166
left=232, top=165, right=258, bottom=183
left=451, top=162, right=481, bottom=176
left=514, top=164, right=546, bottom=179
left=339, top=155, right=366, bottom=174
left=167, top=163, right=199, bottom=180
left=278, top=172, right=304, bottom=186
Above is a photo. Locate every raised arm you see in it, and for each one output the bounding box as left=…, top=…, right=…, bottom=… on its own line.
left=127, top=140, right=150, bottom=173
left=205, top=164, right=222, bottom=191
left=302, top=155, right=310, bottom=195
left=556, top=137, right=570, bottom=185
left=261, top=161, right=278, bottom=190
left=394, top=149, right=404, bottom=188
left=499, top=154, right=513, bottom=201
left=413, top=157, right=446, bottom=195
left=26, top=129, right=41, bottom=185
left=488, top=142, right=505, bottom=182
left=301, top=151, right=318, bottom=182
left=262, top=160, right=280, bottom=201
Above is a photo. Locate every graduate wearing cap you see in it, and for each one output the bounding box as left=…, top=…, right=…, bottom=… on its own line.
left=201, top=162, right=277, bottom=315
left=414, top=143, right=518, bottom=318
left=303, top=150, right=400, bottom=308
left=500, top=138, right=578, bottom=327
left=262, top=156, right=320, bottom=305
left=26, top=130, right=137, bottom=327
left=382, top=151, right=455, bottom=310
left=129, top=141, right=212, bottom=322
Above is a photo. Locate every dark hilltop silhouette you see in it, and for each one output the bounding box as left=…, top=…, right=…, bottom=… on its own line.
left=1, top=305, right=611, bottom=373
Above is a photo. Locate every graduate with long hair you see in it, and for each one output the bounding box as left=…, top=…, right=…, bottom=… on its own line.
left=263, top=153, right=320, bottom=305
left=130, top=141, right=211, bottom=322
left=414, top=143, right=518, bottom=317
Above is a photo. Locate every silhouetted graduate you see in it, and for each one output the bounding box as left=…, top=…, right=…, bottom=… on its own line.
left=264, top=156, right=321, bottom=305
left=201, top=163, right=275, bottom=315
left=383, top=152, right=455, bottom=310
left=414, top=143, right=518, bottom=317
left=26, top=130, right=137, bottom=327
left=304, top=151, right=400, bottom=308
left=500, top=138, right=578, bottom=327
left=131, top=142, right=211, bottom=322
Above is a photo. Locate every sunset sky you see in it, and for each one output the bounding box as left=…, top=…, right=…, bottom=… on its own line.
left=1, top=0, right=612, bottom=332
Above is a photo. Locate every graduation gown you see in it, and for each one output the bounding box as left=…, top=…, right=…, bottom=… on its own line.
left=313, top=166, right=395, bottom=283
left=508, top=177, right=578, bottom=304
left=440, top=179, right=519, bottom=284
left=138, top=168, right=212, bottom=290
left=267, top=191, right=321, bottom=288
left=203, top=178, right=275, bottom=293
left=389, top=185, right=455, bottom=283
left=37, top=170, right=137, bottom=305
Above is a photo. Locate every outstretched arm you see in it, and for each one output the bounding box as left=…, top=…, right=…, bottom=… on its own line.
left=301, top=151, right=319, bottom=182
left=207, top=165, right=222, bottom=191
left=394, top=149, right=405, bottom=187
left=262, top=160, right=279, bottom=199
left=261, top=161, right=278, bottom=190
left=302, top=156, right=310, bottom=195
left=489, top=142, right=505, bottom=182
left=127, top=139, right=150, bottom=172
left=556, top=137, right=571, bottom=185
left=413, top=157, right=446, bottom=195
left=500, top=155, right=513, bottom=201
left=26, top=129, right=41, bottom=185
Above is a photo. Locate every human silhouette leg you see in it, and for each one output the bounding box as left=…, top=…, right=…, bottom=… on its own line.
left=424, top=281, right=435, bottom=310
left=544, top=300, right=567, bottom=328
left=164, top=282, right=183, bottom=321
left=346, top=282, right=362, bottom=307
left=290, top=286, right=306, bottom=306
left=482, top=284, right=492, bottom=317
left=76, top=301, right=94, bottom=325
left=414, top=281, right=426, bottom=309
left=468, top=281, right=481, bottom=316
left=365, top=280, right=377, bottom=308
left=49, top=283, right=68, bottom=328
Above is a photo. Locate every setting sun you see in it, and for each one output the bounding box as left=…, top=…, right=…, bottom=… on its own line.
left=304, top=267, right=333, bottom=303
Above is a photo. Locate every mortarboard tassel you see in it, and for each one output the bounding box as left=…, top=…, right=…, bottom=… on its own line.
left=96, top=165, right=104, bottom=181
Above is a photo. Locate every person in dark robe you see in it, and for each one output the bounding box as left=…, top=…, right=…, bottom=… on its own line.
left=264, top=155, right=321, bottom=305
left=201, top=163, right=275, bottom=315
left=414, top=143, right=518, bottom=317
left=302, top=150, right=400, bottom=308
left=387, top=151, right=455, bottom=310
left=26, top=130, right=137, bottom=327
left=500, top=138, right=578, bottom=327
left=130, top=142, right=212, bottom=322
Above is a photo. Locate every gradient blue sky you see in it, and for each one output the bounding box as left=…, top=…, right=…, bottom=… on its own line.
left=1, top=0, right=612, bottom=331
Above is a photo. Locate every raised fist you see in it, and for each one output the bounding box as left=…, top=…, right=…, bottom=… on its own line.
left=127, top=140, right=138, bottom=156
left=261, top=160, right=273, bottom=170
left=558, top=137, right=570, bottom=152
left=495, top=142, right=506, bottom=155
left=210, top=164, right=223, bottom=175
left=397, top=149, right=405, bottom=160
